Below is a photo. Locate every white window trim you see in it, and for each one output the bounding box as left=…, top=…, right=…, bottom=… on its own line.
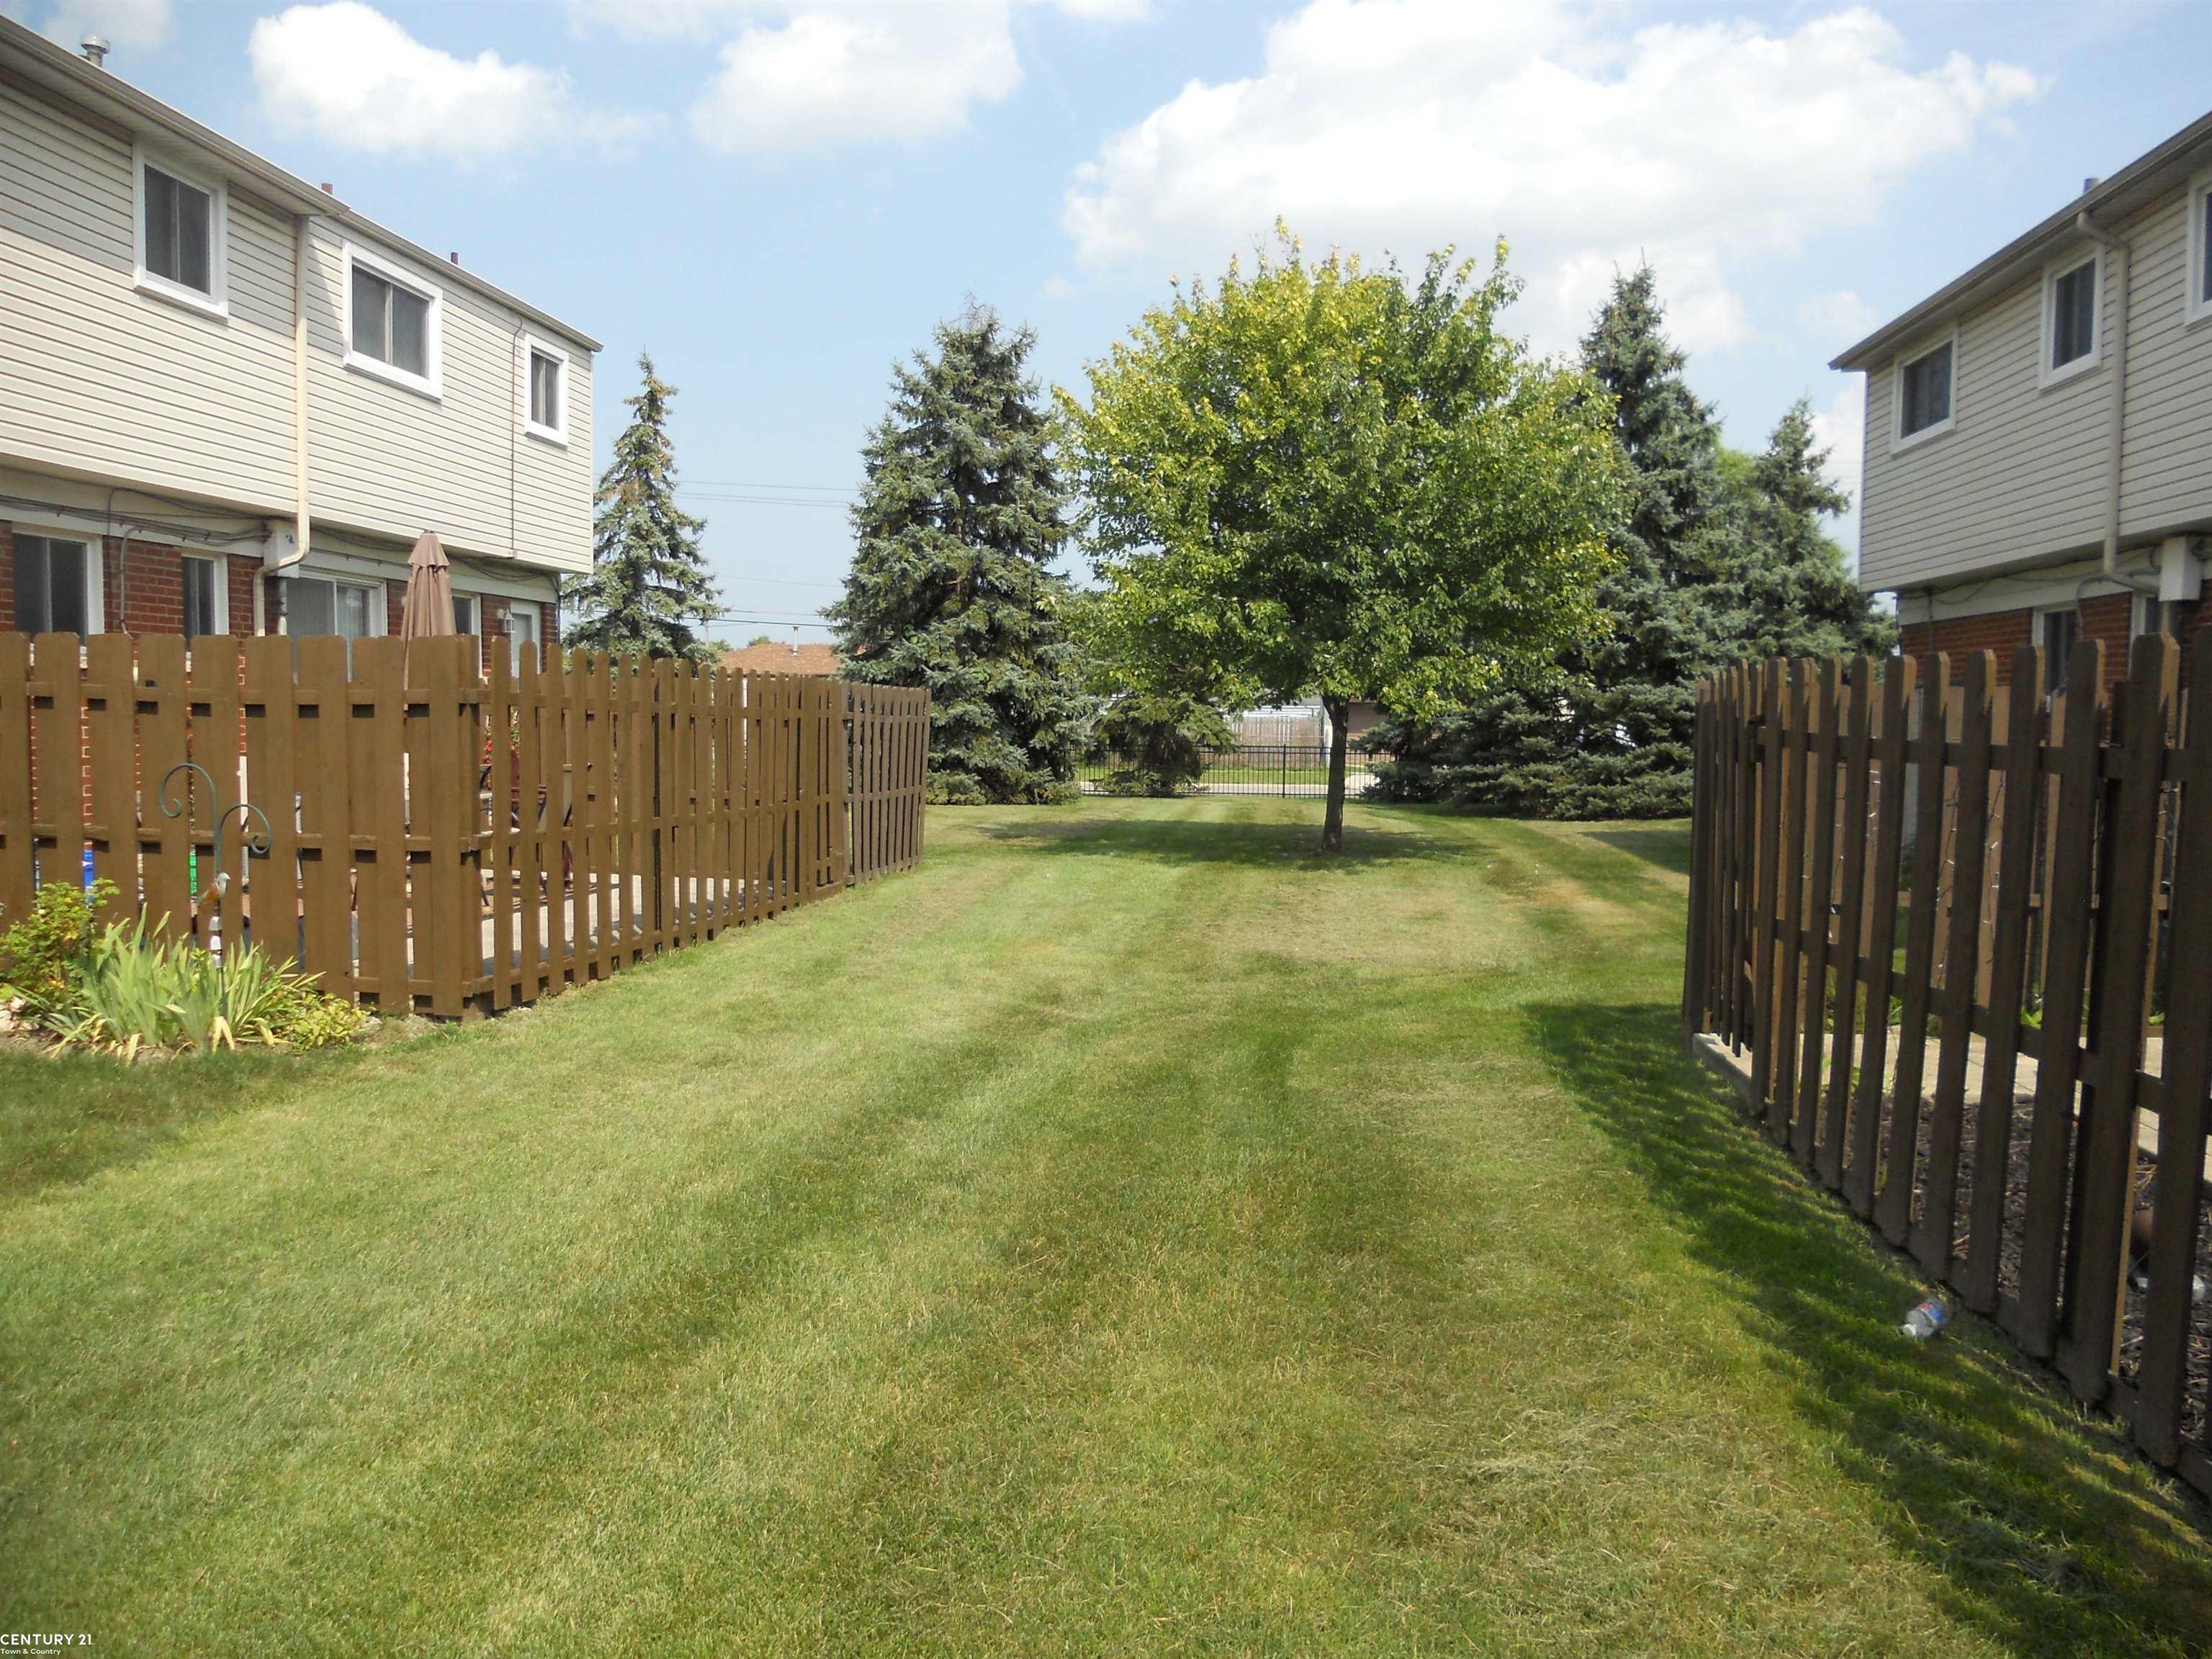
left=181, top=552, right=228, bottom=639
left=278, top=570, right=389, bottom=639
left=518, top=333, right=570, bottom=446
left=131, top=142, right=228, bottom=320
left=452, top=592, right=480, bottom=636
left=16, top=526, right=105, bottom=637
left=2038, top=246, right=2103, bottom=391
left=2187, top=167, right=2212, bottom=328
left=341, top=242, right=444, bottom=400
left=1889, top=326, right=1959, bottom=453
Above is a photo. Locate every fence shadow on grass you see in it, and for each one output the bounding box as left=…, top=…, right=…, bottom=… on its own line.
left=1578, top=824, right=1694, bottom=877
left=0, top=1046, right=319, bottom=1202
left=973, top=812, right=1451, bottom=871
left=1526, top=1000, right=2212, bottom=1658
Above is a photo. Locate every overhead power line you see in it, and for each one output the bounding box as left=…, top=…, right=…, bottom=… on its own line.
left=683, top=479, right=857, bottom=495
left=678, top=492, right=852, bottom=509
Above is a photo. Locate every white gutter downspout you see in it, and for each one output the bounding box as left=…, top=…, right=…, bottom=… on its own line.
left=2074, top=207, right=2155, bottom=603
left=263, top=209, right=315, bottom=633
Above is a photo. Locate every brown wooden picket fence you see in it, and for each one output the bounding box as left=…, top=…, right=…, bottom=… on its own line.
left=845, top=680, right=929, bottom=884
left=1683, top=632, right=2212, bottom=1495
left=0, top=632, right=930, bottom=1019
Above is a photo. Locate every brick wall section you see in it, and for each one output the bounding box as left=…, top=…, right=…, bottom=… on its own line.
left=4, top=520, right=562, bottom=661
left=102, top=539, right=262, bottom=637
left=1899, top=607, right=2036, bottom=686
left=1902, top=593, right=2208, bottom=692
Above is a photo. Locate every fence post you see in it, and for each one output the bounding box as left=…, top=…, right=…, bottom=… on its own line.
left=2138, top=631, right=2212, bottom=1462
left=2014, top=640, right=2107, bottom=1358
left=0, top=634, right=30, bottom=926
left=1960, top=644, right=2048, bottom=1310
left=2057, top=634, right=2175, bottom=1401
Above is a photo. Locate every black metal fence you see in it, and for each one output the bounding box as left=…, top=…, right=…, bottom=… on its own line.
left=1074, top=744, right=1377, bottom=800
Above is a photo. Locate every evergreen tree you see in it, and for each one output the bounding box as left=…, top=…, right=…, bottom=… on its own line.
left=1730, top=399, right=1896, bottom=659
left=562, top=353, right=720, bottom=662
left=1372, top=264, right=1735, bottom=817
left=832, top=303, right=1089, bottom=804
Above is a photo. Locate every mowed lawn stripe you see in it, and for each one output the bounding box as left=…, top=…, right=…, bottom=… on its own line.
left=4, top=799, right=2211, bottom=1656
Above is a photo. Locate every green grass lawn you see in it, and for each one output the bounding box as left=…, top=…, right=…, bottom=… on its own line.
left=4, top=799, right=2210, bottom=1656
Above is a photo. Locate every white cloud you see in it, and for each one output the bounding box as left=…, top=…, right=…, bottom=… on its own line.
left=1809, top=379, right=1866, bottom=560
left=567, top=1, right=1142, bottom=150
left=1063, top=1, right=2041, bottom=357
left=1797, top=288, right=1881, bottom=345
left=567, top=0, right=760, bottom=41
left=690, top=3, right=1022, bottom=152
left=26, top=0, right=172, bottom=51
left=248, top=2, right=654, bottom=162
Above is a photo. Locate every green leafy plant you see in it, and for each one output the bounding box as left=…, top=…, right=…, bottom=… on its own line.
left=3, top=884, right=365, bottom=1059
left=0, top=879, right=113, bottom=1023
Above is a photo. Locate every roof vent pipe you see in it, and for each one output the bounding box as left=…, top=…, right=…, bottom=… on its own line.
left=79, top=34, right=109, bottom=67
left=2083, top=176, right=2101, bottom=195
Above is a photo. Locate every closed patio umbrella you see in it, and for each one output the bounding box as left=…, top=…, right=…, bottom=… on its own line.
left=398, top=530, right=455, bottom=671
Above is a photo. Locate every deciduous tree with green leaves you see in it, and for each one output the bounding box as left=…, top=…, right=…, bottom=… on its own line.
left=1061, top=232, right=1627, bottom=852
left=832, top=303, right=1090, bottom=804
left=562, top=353, right=721, bottom=662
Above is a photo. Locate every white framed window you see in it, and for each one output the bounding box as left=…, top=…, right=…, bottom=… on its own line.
left=283, top=574, right=385, bottom=641
left=132, top=144, right=226, bottom=318
left=181, top=554, right=227, bottom=640
left=2039, top=249, right=2102, bottom=389
left=451, top=593, right=480, bottom=637
left=518, top=334, right=568, bottom=445
left=1890, top=328, right=1957, bottom=450
left=506, top=603, right=541, bottom=673
left=2188, top=168, right=2212, bottom=328
left=342, top=243, right=442, bottom=398
left=13, top=531, right=103, bottom=637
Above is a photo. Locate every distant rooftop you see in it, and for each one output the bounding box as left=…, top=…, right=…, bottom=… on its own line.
left=721, top=641, right=843, bottom=678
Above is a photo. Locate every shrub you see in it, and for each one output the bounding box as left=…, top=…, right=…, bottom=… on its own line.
left=1, top=884, right=366, bottom=1058
left=1087, top=693, right=1235, bottom=798
left=0, top=879, right=112, bottom=1023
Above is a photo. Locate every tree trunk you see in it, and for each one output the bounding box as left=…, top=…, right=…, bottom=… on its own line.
left=1322, top=694, right=1350, bottom=854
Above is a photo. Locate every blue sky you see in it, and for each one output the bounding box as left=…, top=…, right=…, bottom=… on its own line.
left=9, top=0, right=2208, bottom=637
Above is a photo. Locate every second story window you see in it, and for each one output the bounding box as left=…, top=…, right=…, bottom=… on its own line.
left=2041, top=252, right=2101, bottom=387
left=1894, top=335, right=1955, bottom=446
left=520, top=336, right=569, bottom=444
left=133, top=147, right=225, bottom=315
left=343, top=245, right=441, bottom=397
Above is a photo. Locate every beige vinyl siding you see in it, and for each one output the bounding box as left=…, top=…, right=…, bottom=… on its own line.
left=2117, top=187, right=2212, bottom=536
left=0, top=83, right=296, bottom=513
left=1859, top=180, right=2212, bottom=592
left=1857, top=258, right=2111, bottom=591
left=302, top=222, right=592, bottom=574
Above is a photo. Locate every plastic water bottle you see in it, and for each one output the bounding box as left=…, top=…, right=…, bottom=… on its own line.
left=1900, top=1299, right=1948, bottom=1341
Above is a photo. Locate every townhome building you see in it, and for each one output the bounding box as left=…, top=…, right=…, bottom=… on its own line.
left=0, top=17, right=596, bottom=667
left=1832, top=108, right=2212, bottom=685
